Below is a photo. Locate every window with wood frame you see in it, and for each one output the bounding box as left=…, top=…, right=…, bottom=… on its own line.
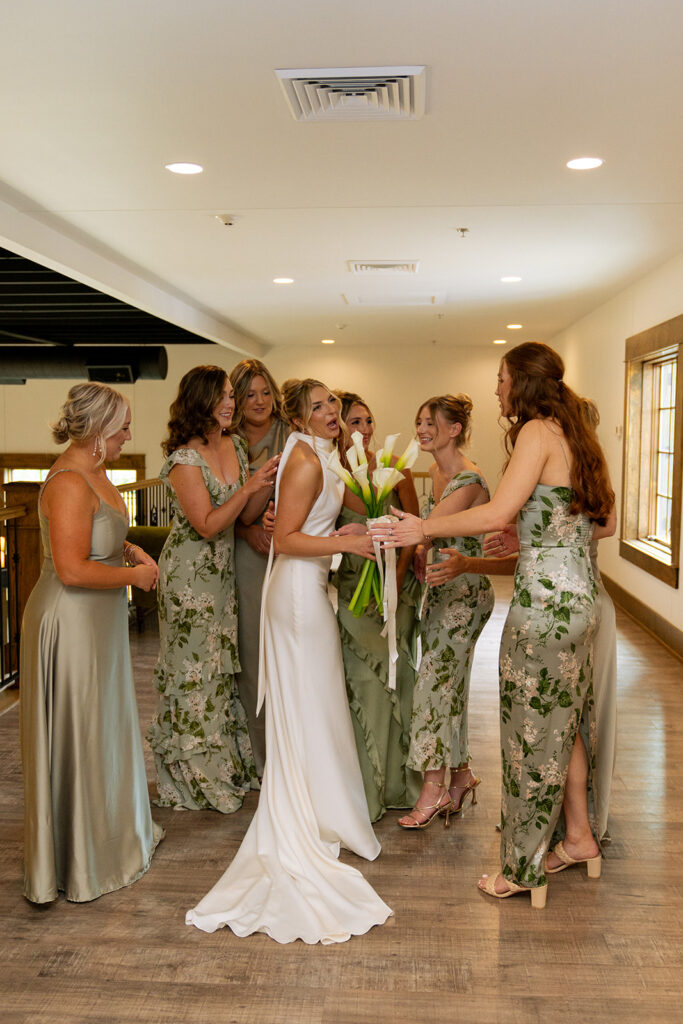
left=621, top=314, right=682, bottom=588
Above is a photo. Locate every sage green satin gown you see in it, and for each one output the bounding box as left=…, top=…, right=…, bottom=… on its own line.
left=20, top=471, right=163, bottom=903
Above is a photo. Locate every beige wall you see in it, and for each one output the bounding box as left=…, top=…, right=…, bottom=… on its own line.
left=551, top=250, right=683, bottom=631
left=2, top=249, right=681, bottom=631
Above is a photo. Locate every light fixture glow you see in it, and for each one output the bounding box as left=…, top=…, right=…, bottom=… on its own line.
left=501, top=276, right=522, bottom=283
left=493, top=339, right=507, bottom=345
left=165, top=162, right=203, bottom=174
left=273, top=277, right=294, bottom=285
left=566, top=157, right=603, bottom=170
left=321, top=338, right=335, bottom=345
left=506, top=323, right=523, bottom=329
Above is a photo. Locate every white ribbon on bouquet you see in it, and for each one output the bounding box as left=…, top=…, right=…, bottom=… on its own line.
left=367, top=514, right=399, bottom=691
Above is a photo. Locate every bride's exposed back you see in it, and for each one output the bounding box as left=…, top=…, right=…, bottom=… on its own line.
left=185, top=379, right=393, bottom=944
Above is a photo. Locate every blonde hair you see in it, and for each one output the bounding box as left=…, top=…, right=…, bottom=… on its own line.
left=416, top=393, right=474, bottom=448
left=51, top=383, right=128, bottom=466
left=229, top=359, right=284, bottom=435
left=281, top=379, right=346, bottom=447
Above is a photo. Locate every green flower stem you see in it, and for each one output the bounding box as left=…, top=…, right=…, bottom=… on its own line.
left=349, top=558, right=374, bottom=616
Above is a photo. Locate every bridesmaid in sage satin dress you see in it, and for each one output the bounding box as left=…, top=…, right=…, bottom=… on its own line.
left=20, top=383, right=162, bottom=903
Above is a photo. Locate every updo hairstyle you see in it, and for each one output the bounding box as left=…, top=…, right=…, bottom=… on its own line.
left=415, top=394, right=473, bottom=448
left=229, top=358, right=284, bottom=434
left=51, top=382, right=128, bottom=467
left=334, top=390, right=370, bottom=423
left=281, top=378, right=345, bottom=447
left=501, top=342, right=613, bottom=523
left=162, top=365, right=228, bottom=456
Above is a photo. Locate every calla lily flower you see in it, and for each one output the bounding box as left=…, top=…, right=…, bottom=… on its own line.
left=372, top=465, right=405, bottom=504
left=379, top=434, right=400, bottom=467
left=327, top=447, right=362, bottom=496
left=351, top=430, right=368, bottom=467
left=352, top=463, right=374, bottom=505
left=394, top=437, right=420, bottom=472
left=346, top=445, right=359, bottom=472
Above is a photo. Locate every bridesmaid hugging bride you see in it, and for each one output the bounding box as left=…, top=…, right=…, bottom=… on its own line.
left=186, top=378, right=393, bottom=945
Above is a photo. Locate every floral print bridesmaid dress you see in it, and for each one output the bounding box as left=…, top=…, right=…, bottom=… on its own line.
left=147, top=444, right=256, bottom=812
left=499, top=485, right=597, bottom=888
left=408, top=472, right=494, bottom=772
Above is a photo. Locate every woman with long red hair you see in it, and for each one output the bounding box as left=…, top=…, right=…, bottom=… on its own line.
left=373, top=342, right=615, bottom=907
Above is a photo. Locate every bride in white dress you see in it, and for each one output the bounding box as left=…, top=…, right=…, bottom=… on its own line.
left=186, top=380, right=392, bottom=944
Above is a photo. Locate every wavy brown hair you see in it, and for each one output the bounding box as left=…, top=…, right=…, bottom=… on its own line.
left=229, top=358, right=284, bottom=435
left=415, top=393, right=473, bottom=449
left=334, top=390, right=369, bottom=423
left=162, top=365, right=228, bottom=456
left=501, top=342, right=613, bottom=524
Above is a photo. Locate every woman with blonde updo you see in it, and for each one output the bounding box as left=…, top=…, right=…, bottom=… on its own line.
left=332, top=390, right=421, bottom=821
left=230, top=358, right=290, bottom=776
left=397, top=394, right=494, bottom=830
left=20, top=383, right=163, bottom=903
left=186, top=378, right=392, bottom=945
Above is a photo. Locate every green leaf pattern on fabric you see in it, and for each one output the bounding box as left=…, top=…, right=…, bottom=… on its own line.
left=499, top=485, right=598, bottom=888
left=147, top=441, right=256, bottom=812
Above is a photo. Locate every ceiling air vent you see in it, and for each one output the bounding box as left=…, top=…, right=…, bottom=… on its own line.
left=347, top=260, right=420, bottom=275
left=275, top=66, right=426, bottom=122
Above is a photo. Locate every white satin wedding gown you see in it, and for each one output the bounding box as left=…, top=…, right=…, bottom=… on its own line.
left=185, top=432, right=392, bottom=944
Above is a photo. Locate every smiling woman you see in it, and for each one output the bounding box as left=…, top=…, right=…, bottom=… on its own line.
left=186, top=378, right=392, bottom=945
left=147, top=365, right=280, bottom=814
left=20, top=382, right=163, bottom=903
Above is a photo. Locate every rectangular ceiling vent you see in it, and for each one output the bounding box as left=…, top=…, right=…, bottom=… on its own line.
left=347, top=260, right=420, bottom=275
left=275, top=66, right=426, bottom=122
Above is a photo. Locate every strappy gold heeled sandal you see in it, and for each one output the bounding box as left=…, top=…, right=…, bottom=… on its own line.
left=398, top=781, right=455, bottom=830
left=445, top=767, right=482, bottom=818
left=478, top=873, right=548, bottom=909
left=545, top=840, right=602, bottom=877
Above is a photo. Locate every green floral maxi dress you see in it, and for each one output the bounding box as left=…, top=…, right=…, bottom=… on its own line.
left=147, top=444, right=256, bottom=811
left=499, top=485, right=597, bottom=888
left=334, top=500, right=422, bottom=822
left=408, top=472, right=494, bottom=772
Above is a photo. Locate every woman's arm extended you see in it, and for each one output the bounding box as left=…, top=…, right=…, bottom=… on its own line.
left=169, top=451, right=279, bottom=540
left=374, top=420, right=550, bottom=547
left=274, top=443, right=374, bottom=560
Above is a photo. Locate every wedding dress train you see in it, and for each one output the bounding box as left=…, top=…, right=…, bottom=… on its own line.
left=185, top=432, right=392, bottom=944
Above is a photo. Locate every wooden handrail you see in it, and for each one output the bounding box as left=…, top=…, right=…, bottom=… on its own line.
left=0, top=504, right=27, bottom=523
left=117, top=478, right=162, bottom=494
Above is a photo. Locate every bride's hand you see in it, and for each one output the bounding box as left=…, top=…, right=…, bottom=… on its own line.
left=329, top=522, right=367, bottom=537
left=341, top=533, right=376, bottom=559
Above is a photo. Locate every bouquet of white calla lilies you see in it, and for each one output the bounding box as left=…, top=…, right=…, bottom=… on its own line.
left=327, top=430, right=418, bottom=618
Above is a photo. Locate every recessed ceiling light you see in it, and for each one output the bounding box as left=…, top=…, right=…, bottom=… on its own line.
left=506, top=324, right=523, bottom=329
left=165, top=162, right=203, bottom=174
left=321, top=338, right=335, bottom=345
left=501, top=276, right=522, bottom=283
left=273, top=277, right=294, bottom=285
left=567, top=157, right=603, bottom=170
left=493, top=339, right=507, bottom=345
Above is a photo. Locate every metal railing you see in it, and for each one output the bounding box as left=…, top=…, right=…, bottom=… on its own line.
left=0, top=505, right=24, bottom=692
left=117, top=478, right=173, bottom=527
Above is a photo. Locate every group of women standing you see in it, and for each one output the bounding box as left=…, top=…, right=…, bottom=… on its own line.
left=19, top=340, right=617, bottom=939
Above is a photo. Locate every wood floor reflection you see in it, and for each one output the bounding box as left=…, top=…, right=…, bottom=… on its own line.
left=2, top=578, right=682, bottom=1024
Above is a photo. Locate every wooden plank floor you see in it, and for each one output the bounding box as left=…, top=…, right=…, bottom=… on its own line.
left=2, top=578, right=682, bottom=1024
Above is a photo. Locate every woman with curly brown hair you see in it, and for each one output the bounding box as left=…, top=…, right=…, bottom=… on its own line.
left=229, top=359, right=290, bottom=776
left=372, top=343, right=616, bottom=907
left=147, top=366, right=279, bottom=813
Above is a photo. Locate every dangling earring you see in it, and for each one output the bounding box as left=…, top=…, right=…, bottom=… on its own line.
left=92, top=436, right=100, bottom=458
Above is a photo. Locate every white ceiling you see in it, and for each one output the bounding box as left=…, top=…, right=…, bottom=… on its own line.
left=1, top=0, right=682, bottom=353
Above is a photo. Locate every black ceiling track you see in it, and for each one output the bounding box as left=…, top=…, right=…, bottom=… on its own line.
left=0, top=247, right=211, bottom=348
